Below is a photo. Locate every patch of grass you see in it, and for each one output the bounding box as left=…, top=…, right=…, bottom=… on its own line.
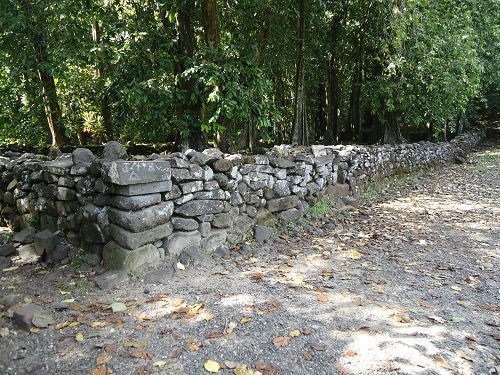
left=308, top=199, right=333, bottom=219
left=468, top=148, right=500, bottom=173
left=361, top=169, right=428, bottom=200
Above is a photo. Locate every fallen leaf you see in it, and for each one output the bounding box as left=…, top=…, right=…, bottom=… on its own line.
left=153, top=360, right=168, bottom=367
left=96, top=355, right=112, bottom=365
left=392, top=315, right=411, bottom=323
left=30, top=327, right=40, bottom=333
left=2, top=266, right=19, bottom=272
left=204, top=360, right=220, bottom=373
left=240, top=317, right=252, bottom=324
left=75, top=332, right=84, bottom=342
left=304, top=353, right=313, bottom=361
left=310, top=344, right=326, bottom=351
left=188, top=343, right=203, bottom=351
left=124, top=341, right=148, bottom=349
left=427, top=315, right=447, bottom=324
left=272, top=336, right=289, bottom=347
left=317, top=294, right=328, bottom=303
left=89, top=366, right=107, bottom=375
left=227, top=322, right=238, bottom=333
left=456, top=350, right=473, bottom=362
left=91, top=321, right=108, bottom=328
left=450, top=286, right=462, bottom=292
left=289, top=330, right=300, bottom=337
left=205, top=331, right=225, bottom=339
left=130, top=350, right=153, bottom=360
left=234, top=364, right=261, bottom=375
left=0, top=328, right=9, bottom=337
left=59, top=290, right=72, bottom=295
left=110, top=302, right=127, bottom=313
left=345, top=349, right=358, bottom=357
left=302, top=327, right=312, bottom=335
left=434, top=355, right=452, bottom=369
left=479, top=305, right=500, bottom=311
left=348, top=250, right=362, bottom=259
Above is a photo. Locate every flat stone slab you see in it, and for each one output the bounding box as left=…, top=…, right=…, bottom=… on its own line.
left=103, top=241, right=161, bottom=270
left=110, top=193, right=162, bottom=211
left=174, top=200, right=225, bottom=217
left=266, top=195, right=300, bottom=213
left=102, top=161, right=171, bottom=185
left=109, top=180, right=172, bottom=196
left=110, top=223, right=173, bottom=250
left=95, top=270, right=128, bottom=290
left=164, top=231, right=201, bottom=255
left=108, top=201, right=174, bottom=232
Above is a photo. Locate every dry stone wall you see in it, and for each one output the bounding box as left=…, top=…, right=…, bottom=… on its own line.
left=0, top=132, right=483, bottom=270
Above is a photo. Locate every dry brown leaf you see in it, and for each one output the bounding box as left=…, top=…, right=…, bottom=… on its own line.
left=456, top=350, right=473, bottom=362
left=75, top=332, right=84, bottom=342
left=316, top=294, right=328, bottom=303
left=96, top=355, right=112, bottom=365
left=205, top=331, right=225, bottom=339
left=304, top=353, right=313, bottom=361
left=302, top=327, right=312, bottom=335
left=123, top=341, right=148, bottom=348
left=345, top=349, right=358, bottom=357
left=130, top=350, right=153, bottom=360
left=479, top=305, right=500, bottom=311
left=289, top=330, right=300, bottom=337
left=434, top=355, right=452, bottom=369
left=240, top=317, right=252, bottom=324
left=188, top=343, right=203, bottom=351
left=272, top=336, right=289, bottom=347
left=89, top=366, right=107, bottom=375
left=392, top=315, right=411, bottom=323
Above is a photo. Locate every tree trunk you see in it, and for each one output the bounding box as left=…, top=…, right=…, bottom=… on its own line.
left=292, top=0, right=308, bottom=146
left=201, top=0, right=220, bottom=48
left=92, top=19, right=113, bottom=140
left=443, top=120, right=448, bottom=142
left=383, top=110, right=404, bottom=144
left=348, top=30, right=366, bottom=142
left=20, top=0, right=66, bottom=146
left=314, top=83, right=327, bottom=142
left=171, top=0, right=205, bottom=150
left=327, top=56, right=341, bottom=144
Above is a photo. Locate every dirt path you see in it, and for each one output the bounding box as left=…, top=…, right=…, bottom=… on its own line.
left=0, top=139, right=498, bottom=375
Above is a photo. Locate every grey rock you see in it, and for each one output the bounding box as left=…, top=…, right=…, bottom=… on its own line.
left=171, top=217, right=199, bottom=231
left=57, top=187, right=76, bottom=201
left=110, top=193, right=161, bottom=211
left=211, top=159, right=232, bottom=172
left=164, top=231, right=201, bottom=256
left=277, top=208, right=301, bottom=222
left=82, top=253, right=101, bottom=266
left=266, top=195, right=299, bottom=213
left=254, top=225, right=274, bottom=245
left=188, top=151, right=210, bottom=165
left=179, top=181, right=204, bottom=194
left=103, top=241, right=160, bottom=270
left=47, top=242, right=70, bottom=263
left=0, top=256, right=12, bottom=270
left=212, top=212, right=232, bottom=228
left=109, top=180, right=172, bottom=196
left=48, top=146, right=62, bottom=160
left=342, top=196, right=358, bottom=206
left=12, top=227, right=37, bottom=244
left=32, top=312, right=54, bottom=328
left=102, top=160, right=171, bottom=185
left=163, top=185, right=182, bottom=200
left=0, top=293, right=24, bottom=308
left=102, top=141, right=127, bottom=161
left=204, top=229, right=227, bottom=252
left=110, top=223, right=173, bottom=250
left=174, top=199, right=225, bottom=217
left=72, top=148, right=96, bottom=165
left=171, top=168, right=190, bottom=181
left=18, top=244, right=40, bottom=263
left=204, top=180, right=219, bottom=191
left=193, top=189, right=227, bottom=200
left=246, top=206, right=257, bottom=218
left=214, top=245, right=230, bottom=258
left=273, top=180, right=291, bottom=197
left=81, top=222, right=106, bottom=243
left=95, top=270, right=128, bottom=289
left=199, top=222, right=211, bottom=238
left=108, top=201, right=174, bottom=232
left=13, top=304, right=43, bottom=331
left=144, top=267, right=175, bottom=284
left=45, top=158, right=73, bottom=175
left=34, top=230, right=64, bottom=257
left=174, top=193, right=194, bottom=205
left=58, top=176, right=75, bottom=188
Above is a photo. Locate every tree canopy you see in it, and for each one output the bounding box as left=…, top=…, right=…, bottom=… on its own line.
left=1, top=0, right=498, bottom=149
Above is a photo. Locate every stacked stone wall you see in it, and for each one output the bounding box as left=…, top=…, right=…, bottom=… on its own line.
left=0, top=132, right=483, bottom=270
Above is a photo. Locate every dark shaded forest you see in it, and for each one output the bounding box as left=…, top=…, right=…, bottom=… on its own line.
left=1, top=0, right=498, bottom=151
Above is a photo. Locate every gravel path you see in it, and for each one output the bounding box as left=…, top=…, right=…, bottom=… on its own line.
left=0, top=137, right=498, bottom=375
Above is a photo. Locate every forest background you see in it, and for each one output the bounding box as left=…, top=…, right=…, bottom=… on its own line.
left=0, top=0, right=498, bottom=151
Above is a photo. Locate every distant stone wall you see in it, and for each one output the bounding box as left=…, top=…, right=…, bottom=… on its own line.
left=0, top=132, right=483, bottom=270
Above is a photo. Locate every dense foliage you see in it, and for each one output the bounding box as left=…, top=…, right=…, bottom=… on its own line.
left=0, top=0, right=498, bottom=148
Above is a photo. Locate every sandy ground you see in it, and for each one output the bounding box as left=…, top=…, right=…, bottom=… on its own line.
left=0, top=137, right=498, bottom=375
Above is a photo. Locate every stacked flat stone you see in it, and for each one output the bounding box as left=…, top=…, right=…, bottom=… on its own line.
left=101, top=160, right=173, bottom=270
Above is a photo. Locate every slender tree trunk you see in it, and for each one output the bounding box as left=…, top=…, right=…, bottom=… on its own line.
left=443, top=120, right=448, bottom=142
left=292, top=0, right=308, bottom=146
left=314, top=83, right=327, bottom=142
left=20, top=0, right=66, bottom=146
left=273, top=71, right=285, bottom=144
left=92, top=19, right=113, bottom=140
left=327, top=55, right=341, bottom=144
